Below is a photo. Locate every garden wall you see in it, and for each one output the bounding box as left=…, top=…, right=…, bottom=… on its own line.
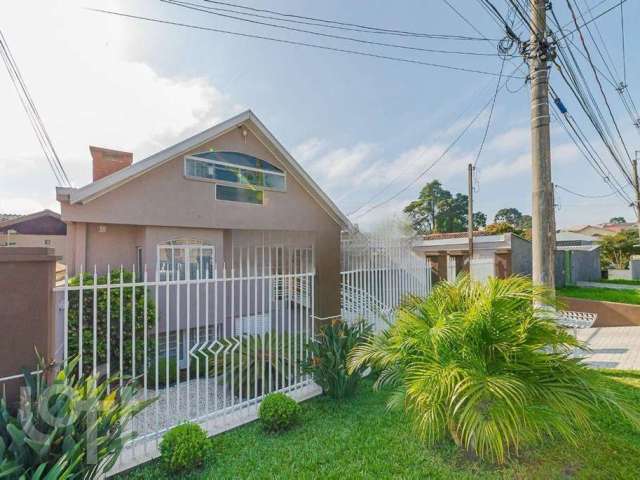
left=0, top=247, right=58, bottom=406
left=558, top=296, right=640, bottom=327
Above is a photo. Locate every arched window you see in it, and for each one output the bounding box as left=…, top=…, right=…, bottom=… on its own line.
left=184, top=151, right=286, bottom=204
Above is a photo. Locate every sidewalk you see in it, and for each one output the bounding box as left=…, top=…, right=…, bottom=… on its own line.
left=576, top=327, right=640, bottom=370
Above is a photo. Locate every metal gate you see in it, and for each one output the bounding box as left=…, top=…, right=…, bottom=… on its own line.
left=53, top=243, right=317, bottom=474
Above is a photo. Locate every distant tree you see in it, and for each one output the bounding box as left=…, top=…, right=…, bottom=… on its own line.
left=403, top=180, right=485, bottom=235
left=473, top=211, right=487, bottom=229
left=609, top=216, right=626, bottom=224
left=599, top=230, right=640, bottom=269
left=485, top=222, right=522, bottom=235
left=494, top=208, right=523, bottom=226
left=519, top=214, right=533, bottom=229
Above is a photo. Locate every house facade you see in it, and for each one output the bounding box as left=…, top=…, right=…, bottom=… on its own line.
left=412, top=232, right=533, bottom=282
left=57, top=110, right=351, bottom=321
left=0, top=209, right=67, bottom=262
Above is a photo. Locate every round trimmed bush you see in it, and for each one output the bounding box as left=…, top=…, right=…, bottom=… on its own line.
left=159, top=422, right=209, bottom=473
left=258, top=392, right=301, bottom=433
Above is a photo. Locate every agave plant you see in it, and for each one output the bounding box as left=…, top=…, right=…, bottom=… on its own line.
left=303, top=319, right=372, bottom=399
left=348, top=275, right=639, bottom=464
left=0, top=356, right=154, bottom=478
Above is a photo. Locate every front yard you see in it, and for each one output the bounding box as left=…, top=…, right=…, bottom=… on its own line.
left=120, top=371, right=640, bottom=480
left=558, top=285, right=640, bottom=305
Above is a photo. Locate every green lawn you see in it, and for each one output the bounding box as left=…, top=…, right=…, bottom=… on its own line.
left=120, top=371, right=640, bottom=480
left=558, top=286, right=640, bottom=305
left=599, top=279, right=640, bottom=287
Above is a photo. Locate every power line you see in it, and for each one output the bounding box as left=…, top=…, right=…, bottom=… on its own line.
left=162, top=0, right=506, bottom=57
left=350, top=88, right=504, bottom=220
left=555, top=184, right=618, bottom=198
left=0, top=30, right=71, bottom=187
left=197, top=0, right=495, bottom=40
left=87, top=8, right=521, bottom=78
left=556, top=0, right=629, bottom=41
left=473, top=56, right=505, bottom=168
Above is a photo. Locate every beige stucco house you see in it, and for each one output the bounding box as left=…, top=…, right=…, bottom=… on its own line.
left=0, top=209, right=67, bottom=263
left=57, top=110, right=351, bottom=319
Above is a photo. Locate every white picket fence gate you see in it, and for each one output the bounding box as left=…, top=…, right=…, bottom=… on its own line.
left=340, top=232, right=431, bottom=331
left=50, top=244, right=317, bottom=475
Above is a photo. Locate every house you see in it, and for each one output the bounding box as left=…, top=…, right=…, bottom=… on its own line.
left=56, top=110, right=351, bottom=324
left=412, top=232, right=533, bottom=282
left=564, top=222, right=637, bottom=238
left=0, top=209, right=67, bottom=262
left=413, top=230, right=600, bottom=285
left=555, top=231, right=598, bottom=246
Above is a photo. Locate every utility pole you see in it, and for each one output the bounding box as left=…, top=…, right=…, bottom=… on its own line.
left=467, top=163, right=474, bottom=269
left=633, top=152, right=640, bottom=239
left=529, top=0, right=556, bottom=289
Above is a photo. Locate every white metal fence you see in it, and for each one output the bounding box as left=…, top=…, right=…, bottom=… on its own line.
left=340, top=232, right=431, bottom=331
left=51, top=244, right=316, bottom=474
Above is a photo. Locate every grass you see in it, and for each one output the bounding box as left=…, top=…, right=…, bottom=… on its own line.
left=557, top=286, right=640, bottom=305
left=599, top=279, right=640, bottom=287
left=119, top=371, right=640, bottom=480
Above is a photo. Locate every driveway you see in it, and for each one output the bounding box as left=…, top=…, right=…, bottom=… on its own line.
left=576, top=327, right=640, bottom=370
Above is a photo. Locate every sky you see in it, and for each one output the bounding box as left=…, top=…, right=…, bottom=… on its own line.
left=1, top=0, right=638, bottom=231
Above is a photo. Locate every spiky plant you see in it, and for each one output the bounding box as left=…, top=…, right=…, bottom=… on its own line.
left=0, top=356, right=154, bottom=478
left=348, top=275, right=639, bottom=464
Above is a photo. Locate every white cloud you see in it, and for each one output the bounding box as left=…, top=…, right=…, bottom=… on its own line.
left=0, top=0, right=241, bottom=213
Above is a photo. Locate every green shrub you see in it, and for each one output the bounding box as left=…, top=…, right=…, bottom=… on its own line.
left=303, top=319, right=372, bottom=399
left=159, top=423, right=209, bottom=473
left=215, top=332, right=296, bottom=399
left=258, top=393, right=301, bottom=433
left=148, top=357, right=179, bottom=388
left=348, top=275, right=640, bottom=464
left=0, top=356, right=153, bottom=478
left=67, top=269, right=155, bottom=377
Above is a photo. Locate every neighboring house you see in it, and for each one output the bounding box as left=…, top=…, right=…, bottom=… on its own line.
left=564, top=222, right=637, bottom=237
left=412, top=232, right=533, bottom=282
left=413, top=230, right=600, bottom=285
left=56, top=110, right=351, bottom=324
left=555, top=231, right=598, bottom=246
left=0, top=209, right=67, bottom=262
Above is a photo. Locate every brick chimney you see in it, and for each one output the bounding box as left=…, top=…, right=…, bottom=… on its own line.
left=90, top=146, right=133, bottom=181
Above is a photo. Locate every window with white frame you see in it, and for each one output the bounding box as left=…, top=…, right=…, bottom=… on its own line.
left=157, top=239, right=215, bottom=281
left=184, top=151, right=285, bottom=205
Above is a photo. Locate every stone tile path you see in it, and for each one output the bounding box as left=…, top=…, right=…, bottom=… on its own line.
left=576, top=327, right=640, bottom=370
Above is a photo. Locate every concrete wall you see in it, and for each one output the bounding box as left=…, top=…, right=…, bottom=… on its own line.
left=0, top=234, right=66, bottom=263
left=510, top=235, right=532, bottom=276
left=559, top=296, right=640, bottom=327
left=0, top=248, right=57, bottom=407
left=569, top=250, right=601, bottom=283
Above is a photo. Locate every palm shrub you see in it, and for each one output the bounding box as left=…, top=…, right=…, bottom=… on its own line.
left=348, top=275, right=640, bottom=464
left=0, top=356, right=154, bottom=478
left=67, top=269, right=155, bottom=377
left=304, top=319, right=372, bottom=399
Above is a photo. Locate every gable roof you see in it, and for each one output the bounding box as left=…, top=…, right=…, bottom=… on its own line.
left=0, top=209, right=61, bottom=229
left=57, top=110, right=352, bottom=229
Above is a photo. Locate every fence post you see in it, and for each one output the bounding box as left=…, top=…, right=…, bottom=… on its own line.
left=0, top=247, right=58, bottom=406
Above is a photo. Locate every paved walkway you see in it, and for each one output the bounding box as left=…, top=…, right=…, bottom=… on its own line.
left=576, top=327, right=640, bottom=370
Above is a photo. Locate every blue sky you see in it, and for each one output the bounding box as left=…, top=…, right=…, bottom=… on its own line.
left=1, top=0, right=638, bottom=229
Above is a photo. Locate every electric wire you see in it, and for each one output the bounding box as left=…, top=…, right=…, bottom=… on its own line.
left=555, top=184, right=618, bottom=198
left=87, top=8, right=521, bottom=78
left=161, top=0, right=507, bottom=57
left=197, top=0, right=495, bottom=40
left=0, top=30, right=71, bottom=187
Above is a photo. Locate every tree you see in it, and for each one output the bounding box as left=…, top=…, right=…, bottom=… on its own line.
left=403, top=180, right=485, bottom=235
left=609, top=216, right=626, bottom=224
left=485, top=222, right=521, bottom=235
left=494, top=207, right=523, bottom=226
left=599, top=230, right=640, bottom=269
